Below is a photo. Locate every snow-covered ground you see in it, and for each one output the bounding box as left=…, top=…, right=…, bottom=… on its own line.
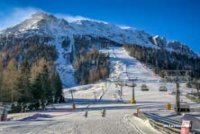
left=103, top=47, right=160, bottom=82
left=0, top=47, right=197, bottom=134
left=1, top=109, right=162, bottom=134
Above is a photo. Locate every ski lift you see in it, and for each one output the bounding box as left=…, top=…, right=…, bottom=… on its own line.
left=141, top=84, right=149, bottom=91
left=159, top=80, right=168, bottom=92
left=159, top=85, right=168, bottom=92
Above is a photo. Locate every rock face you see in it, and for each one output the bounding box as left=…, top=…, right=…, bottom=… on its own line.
left=0, top=12, right=199, bottom=86
left=150, top=35, right=167, bottom=47
left=167, top=41, right=194, bottom=56
left=149, top=35, right=196, bottom=57
left=1, top=12, right=197, bottom=56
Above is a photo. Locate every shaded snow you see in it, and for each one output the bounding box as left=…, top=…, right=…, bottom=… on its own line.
left=54, top=35, right=76, bottom=87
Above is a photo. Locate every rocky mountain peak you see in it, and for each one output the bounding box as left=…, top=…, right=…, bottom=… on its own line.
left=0, top=12, right=198, bottom=57
left=2, top=12, right=69, bottom=35
left=31, top=12, right=56, bottom=20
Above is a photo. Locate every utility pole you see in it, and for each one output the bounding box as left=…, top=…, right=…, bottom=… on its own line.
left=132, top=86, right=135, bottom=102
left=175, top=80, right=180, bottom=114
left=120, top=83, right=123, bottom=97
left=194, top=79, right=200, bottom=99
left=93, top=91, right=97, bottom=102
left=131, top=84, right=136, bottom=104
left=164, top=70, right=191, bottom=115
left=130, top=78, right=137, bottom=104
left=125, top=63, right=137, bottom=104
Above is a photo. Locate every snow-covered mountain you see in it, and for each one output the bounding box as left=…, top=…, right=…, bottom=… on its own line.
left=1, top=12, right=153, bottom=47
left=0, top=12, right=198, bottom=87
left=1, top=12, right=196, bottom=56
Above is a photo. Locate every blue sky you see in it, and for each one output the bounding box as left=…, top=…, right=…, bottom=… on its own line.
left=0, top=0, right=200, bottom=53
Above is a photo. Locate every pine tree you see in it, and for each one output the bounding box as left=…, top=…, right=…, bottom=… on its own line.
left=31, top=64, right=50, bottom=104
left=31, top=73, right=43, bottom=108
left=40, top=65, right=51, bottom=100
left=17, top=60, right=32, bottom=102
left=50, top=71, right=63, bottom=102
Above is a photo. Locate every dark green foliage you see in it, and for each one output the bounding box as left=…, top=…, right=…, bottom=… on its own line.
left=17, top=60, right=32, bottom=102
left=31, top=74, right=44, bottom=101
left=50, top=72, right=63, bottom=101
left=74, top=49, right=109, bottom=84
left=73, top=35, right=112, bottom=84
left=124, top=44, right=200, bottom=78
left=0, top=35, right=57, bottom=66
left=31, top=65, right=50, bottom=102
left=31, top=64, right=63, bottom=105
left=0, top=35, right=62, bottom=109
left=62, top=38, right=70, bottom=49
left=40, top=65, right=51, bottom=100
left=0, top=58, right=64, bottom=112
left=186, top=82, right=192, bottom=88
left=51, top=72, right=64, bottom=103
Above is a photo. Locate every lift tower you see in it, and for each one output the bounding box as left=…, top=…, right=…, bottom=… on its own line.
left=163, top=70, right=191, bottom=114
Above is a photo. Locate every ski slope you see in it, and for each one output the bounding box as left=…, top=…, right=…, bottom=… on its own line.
left=102, top=47, right=160, bottom=82
left=64, top=47, right=167, bottom=103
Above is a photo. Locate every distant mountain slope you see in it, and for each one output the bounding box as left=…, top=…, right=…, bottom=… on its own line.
left=1, top=12, right=197, bottom=56
left=0, top=12, right=199, bottom=86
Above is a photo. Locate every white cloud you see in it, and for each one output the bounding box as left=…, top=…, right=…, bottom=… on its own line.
left=0, top=8, right=109, bottom=31
left=56, top=14, right=90, bottom=22
left=118, top=25, right=132, bottom=30
left=0, top=7, right=41, bottom=30
left=55, top=13, right=108, bottom=24
left=0, top=7, right=132, bottom=32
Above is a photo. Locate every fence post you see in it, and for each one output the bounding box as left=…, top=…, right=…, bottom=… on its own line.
left=102, top=109, right=106, bottom=117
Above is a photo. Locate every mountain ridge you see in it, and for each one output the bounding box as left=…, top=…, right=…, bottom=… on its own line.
left=0, top=12, right=197, bottom=57
left=0, top=12, right=199, bottom=87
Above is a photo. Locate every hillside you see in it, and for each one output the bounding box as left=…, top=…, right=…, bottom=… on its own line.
left=0, top=12, right=199, bottom=87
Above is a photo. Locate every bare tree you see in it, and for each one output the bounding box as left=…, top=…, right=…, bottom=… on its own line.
left=3, top=59, right=19, bottom=102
